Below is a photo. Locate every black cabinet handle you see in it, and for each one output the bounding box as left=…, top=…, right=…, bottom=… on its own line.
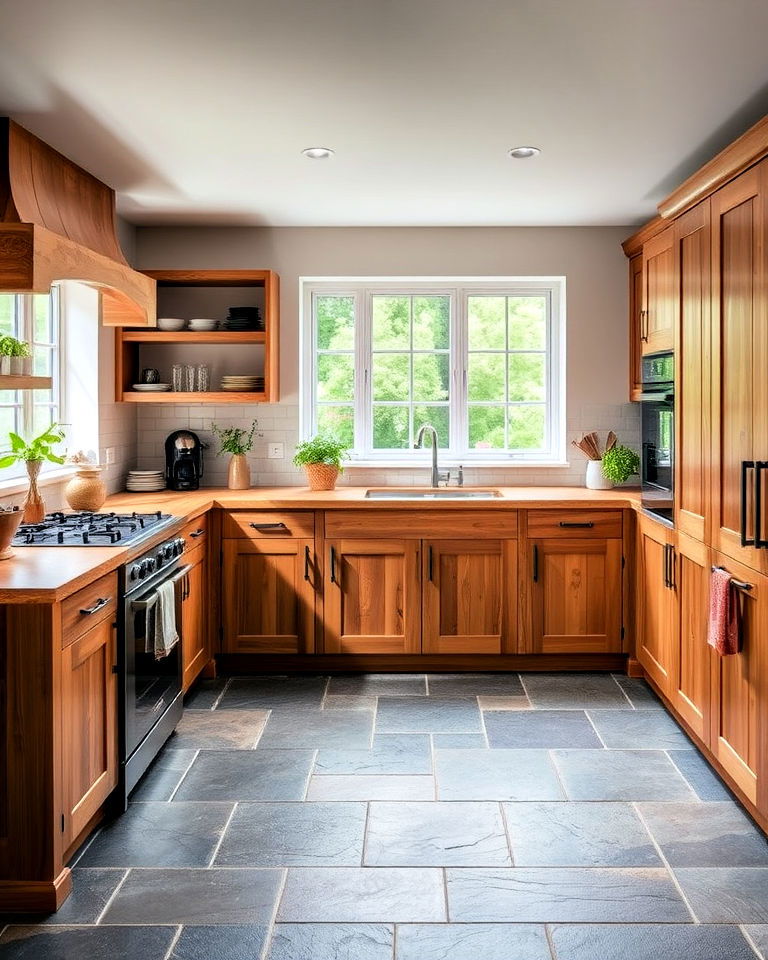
left=662, top=544, right=669, bottom=588
left=330, top=546, right=337, bottom=584
left=668, top=546, right=675, bottom=590
left=189, top=528, right=206, bottom=538
left=532, top=544, right=539, bottom=582
left=80, top=597, right=110, bottom=616
left=304, top=545, right=311, bottom=582
left=427, top=545, right=434, bottom=581
left=741, top=461, right=755, bottom=547
left=250, top=522, right=288, bottom=531
left=559, top=521, right=594, bottom=529
left=757, top=462, right=768, bottom=549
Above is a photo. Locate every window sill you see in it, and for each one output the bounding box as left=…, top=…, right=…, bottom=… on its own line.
left=345, top=460, right=572, bottom=470
left=0, top=466, right=77, bottom=497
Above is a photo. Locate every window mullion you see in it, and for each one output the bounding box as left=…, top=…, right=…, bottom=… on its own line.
left=356, top=291, right=371, bottom=458
left=452, top=289, right=466, bottom=458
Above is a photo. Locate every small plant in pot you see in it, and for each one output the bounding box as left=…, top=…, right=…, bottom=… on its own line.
left=293, top=435, right=350, bottom=491
left=211, top=419, right=261, bottom=490
left=0, top=423, right=66, bottom=522
left=0, top=336, right=32, bottom=376
left=601, top=443, right=641, bottom=486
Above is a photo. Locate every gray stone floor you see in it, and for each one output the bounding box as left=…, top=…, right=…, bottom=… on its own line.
left=2, top=672, right=768, bottom=959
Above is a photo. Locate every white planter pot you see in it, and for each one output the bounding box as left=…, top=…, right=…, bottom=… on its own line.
left=9, top=356, right=25, bottom=375
left=586, top=459, right=614, bottom=490
left=21, top=356, right=33, bottom=376
left=0, top=356, right=9, bottom=375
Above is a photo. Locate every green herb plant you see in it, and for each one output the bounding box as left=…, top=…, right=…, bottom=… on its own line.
left=293, top=435, right=350, bottom=472
left=211, top=419, right=260, bottom=456
left=0, top=335, right=31, bottom=357
left=601, top=444, right=640, bottom=485
left=0, top=423, right=66, bottom=469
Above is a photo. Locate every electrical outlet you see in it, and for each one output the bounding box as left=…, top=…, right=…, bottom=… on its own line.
left=267, top=443, right=284, bottom=459
left=104, top=447, right=116, bottom=465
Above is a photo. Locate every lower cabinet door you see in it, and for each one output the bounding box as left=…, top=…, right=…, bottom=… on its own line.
left=422, top=539, right=517, bottom=653
left=222, top=538, right=316, bottom=654
left=181, top=546, right=208, bottom=691
left=323, top=538, right=421, bottom=654
left=636, top=518, right=676, bottom=691
left=60, top=617, right=118, bottom=848
left=709, top=552, right=768, bottom=806
left=528, top=538, right=622, bottom=653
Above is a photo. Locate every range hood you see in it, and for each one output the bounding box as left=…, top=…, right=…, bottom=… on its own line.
left=0, top=118, right=155, bottom=326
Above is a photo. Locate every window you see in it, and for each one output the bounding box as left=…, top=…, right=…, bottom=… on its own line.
left=302, top=278, right=565, bottom=464
left=0, top=291, right=62, bottom=480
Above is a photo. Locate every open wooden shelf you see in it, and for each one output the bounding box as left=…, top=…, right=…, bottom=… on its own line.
left=121, top=330, right=266, bottom=344
left=122, top=391, right=267, bottom=403
left=0, top=374, right=53, bottom=390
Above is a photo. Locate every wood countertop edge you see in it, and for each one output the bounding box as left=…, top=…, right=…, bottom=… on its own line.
left=0, top=486, right=645, bottom=598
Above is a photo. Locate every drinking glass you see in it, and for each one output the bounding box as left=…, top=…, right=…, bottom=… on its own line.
left=197, top=364, right=210, bottom=392
left=184, top=364, right=196, bottom=392
left=172, top=363, right=183, bottom=392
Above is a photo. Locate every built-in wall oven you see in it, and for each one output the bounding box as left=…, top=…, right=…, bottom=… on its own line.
left=640, top=351, right=675, bottom=523
left=119, top=532, right=189, bottom=807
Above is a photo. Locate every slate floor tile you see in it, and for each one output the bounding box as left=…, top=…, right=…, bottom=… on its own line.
left=426, top=673, right=525, bottom=697
left=744, top=925, right=768, bottom=959
left=277, top=867, right=446, bottom=922
left=0, top=926, right=177, bottom=960
left=365, top=801, right=510, bottom=866
left=102, top=868, right=284, bottom=924
left=484, top=709, right=602, bottom=748
left=436, top=749, right=563, bottom=800
left=549, top=923, right=757, bottom=960
left=639, top=801, right=768, bottom=867
left=171, top=925, right=270, bottom=960
left=477, top=696, right=531, bottom=711
left=129, top=748, right=197, bottom=802
left=504, top=801, right=660, bottom=867
left=218, top=676, right=328, bottom=709
left=552, top=749, right=697, bottom=801
left=446, top=867, right=691, bottom=922
left=612, top=674, right=665, bottom=709
left=315, top=734, right=432, bottom=775
left=327, top=674, right=426, bottom=696
left=307, top=775, right=435, bottom=801
left=376, top=697, right=483, bottom=733
left=0, top=869, right=126, bottom=925
left=675, top=868, right=768, bottom=922
left=396, top=923, right=551, bottom=960
left=432, top=733, right=487, bottom=749
left=77, top=802, right=233, bottom=867
left=173, top=750, right=315, bottom=801
left=587, top=709, right=691, bottom=749
left=521, top=673, right=630, bottom=709
left=214, top=801, right=366, bottom=866
left=185, top=677, right=229, bottom=710
left=323, top=695, right=377, bottom=711
left=668, top=749, right=733, bottom=801
left=257, top=708, right=374, bottom=749
left=167, top=710, right=269, bottom=750
left=267, top=923, right=394, bottom=960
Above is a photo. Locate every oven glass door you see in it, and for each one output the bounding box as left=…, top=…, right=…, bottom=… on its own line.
left=124, top=565, right=188, bottom=756
left=641, top=397, right=674, bottom=519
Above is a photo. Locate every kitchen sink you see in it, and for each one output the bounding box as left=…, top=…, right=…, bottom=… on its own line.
left=364, top=488, right=503, bottom=500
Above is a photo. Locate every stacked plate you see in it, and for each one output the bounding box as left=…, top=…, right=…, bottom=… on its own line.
left=221, top=375, right=265, bottom=392
left=126, top=470, right=166, bottom=492
left=188, top=318, right=218, bottom=332
left=132, top=383, right=171, bottom=392
left=223, top=306, right=263, bottom=331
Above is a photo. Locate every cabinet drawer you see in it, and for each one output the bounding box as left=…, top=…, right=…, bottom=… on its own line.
left=222, top=510, right=315, bottom=539
left=61, top=570, right=118, bottom=647
left=325, top=509, right=518, bottom=539
left=180, top=512, right=208, bottom=545
left=527, top=510, right=623, bottom=539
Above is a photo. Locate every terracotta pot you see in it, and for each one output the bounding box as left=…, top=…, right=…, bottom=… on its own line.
left=0, top=508, right=22, bottom=560
left=304, top=463, right=340, bottom=491
left=227, top=453, right=251, bottom=490
left=22, top=460, right=46, bottom=523
left=65, top=465, right=107, bottom=512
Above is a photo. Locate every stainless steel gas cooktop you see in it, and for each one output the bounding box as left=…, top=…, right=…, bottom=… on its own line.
left=12, top=511, right=174, bottom=547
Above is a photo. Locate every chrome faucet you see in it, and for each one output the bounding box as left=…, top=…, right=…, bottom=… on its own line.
left=414, top=424, right=450, bottom=487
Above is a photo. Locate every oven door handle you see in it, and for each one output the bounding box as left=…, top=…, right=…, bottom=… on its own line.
left=130, top=564, right=193, bottom=613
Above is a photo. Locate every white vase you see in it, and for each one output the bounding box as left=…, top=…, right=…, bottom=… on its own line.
left=9, top=356, right=25, bottom=375
left=586, top=459, right=614, bottom=490
left=0, top=356, right=9, bottom=375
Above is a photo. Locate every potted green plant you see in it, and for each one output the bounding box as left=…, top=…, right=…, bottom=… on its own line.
left=601, top=444, right=641, bottom=487
left=293, top=435, right=350, bottom=491
left=0, top=423, right=66, bottom=522
left=0, top=336, right=32, bottom=376
left=211, top=419, right=260, bottom=490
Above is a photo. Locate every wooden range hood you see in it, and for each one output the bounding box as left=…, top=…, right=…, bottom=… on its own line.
left=0, top=118, right=155, bottom=326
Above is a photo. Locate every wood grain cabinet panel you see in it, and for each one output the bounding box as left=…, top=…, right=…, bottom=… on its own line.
left=635, top=517, right=676, bottom=693
left=629, top=253, right=643, bottom=400
left=527, top=538, right=622, bottom=654
left=323, top=539, right=420, bottom=654
left=422, top=539, right=517, bottom=654
left=60, top=617, right=117, bottom=848
left=181, top=543, right=208, bottom=691
left=222, top=539, right=316, bottom=655
left=642, top=226, right=676, bottom=355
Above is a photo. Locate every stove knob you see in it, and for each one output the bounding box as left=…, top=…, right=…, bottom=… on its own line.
left=163, top=544, right=174, bottom=560
left=129, top=564, right=140, bottom=581
left=139, top=559, right=150, bottom=578
left=174, top=538, right=185, bottom=556
left=156, top=551, right=165, bottom=566
left=146, top=557, right=156, bottom=573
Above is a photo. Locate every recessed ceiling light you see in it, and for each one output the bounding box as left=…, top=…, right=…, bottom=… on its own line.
left=507, top=146, right=540, bottom=159
left=302, top=147, right=335, bottom=159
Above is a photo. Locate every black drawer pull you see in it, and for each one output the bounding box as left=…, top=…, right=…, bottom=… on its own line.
left=250, top=522, right=288, bottom=531
left=427, top=545, right=434, bottom=581
left=80, top=597, right=111, bottom=616
left=189, top=528, right=206, bottom=538
left=559, top=521, right=594, bottom=528
left=330, top=546, right=337, bottom=584
left=304, top=545, right=311, bottom=582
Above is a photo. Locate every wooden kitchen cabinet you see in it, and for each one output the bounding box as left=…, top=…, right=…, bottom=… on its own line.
left=181, top=541, right=209, bottom=691
left=222, top=538, right=316, bottom=654
left=635, top=515, right=676, bottom=692
left=60, top=616, right=118, bottom=849
left=323, top=538, right=421, bottom=654
left=641, top=226, right=675, bottom=355
left=628, top=252, right=643, bottom=400
left=422, top=539, right=517, bottom=654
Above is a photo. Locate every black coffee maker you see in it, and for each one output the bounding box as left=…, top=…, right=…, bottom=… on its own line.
left=165, top=430, right=204, bottom=491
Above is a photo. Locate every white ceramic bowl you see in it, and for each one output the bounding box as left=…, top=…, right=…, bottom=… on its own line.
left=157, top=318, right=187, bottom=331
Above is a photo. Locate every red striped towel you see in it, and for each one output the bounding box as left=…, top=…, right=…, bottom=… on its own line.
left=707, top=567, right=742, bottom=656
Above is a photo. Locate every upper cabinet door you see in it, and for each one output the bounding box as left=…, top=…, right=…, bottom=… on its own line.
left=675, top=201, right=711, bottom=543
left=642, top=226, right=676, bottom=355
left=710, top=163, right=768, bottom=574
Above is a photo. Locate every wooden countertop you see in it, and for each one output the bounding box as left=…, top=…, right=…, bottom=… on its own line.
left=0, top=485, right=642, bottom=601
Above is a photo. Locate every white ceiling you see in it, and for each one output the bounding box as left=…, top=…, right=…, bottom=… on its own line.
left=1, top=0, right=768, bottom=227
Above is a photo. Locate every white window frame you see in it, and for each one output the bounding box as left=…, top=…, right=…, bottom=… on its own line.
left=300, top=276, right=567, bottom=467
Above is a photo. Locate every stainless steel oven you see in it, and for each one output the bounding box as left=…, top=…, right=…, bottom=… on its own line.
left=119, top=533, right=188, bottom=806
left=640, top=351, right=675, bottom=523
